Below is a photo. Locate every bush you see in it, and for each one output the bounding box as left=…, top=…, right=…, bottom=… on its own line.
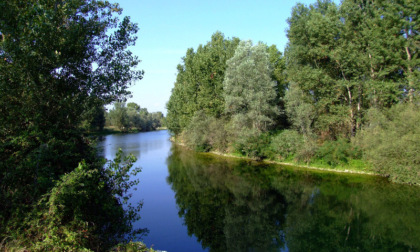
left=207, top=117, right=230, bottom=152
left=269, top=130, right=304, bottom=160
left=183, top=112, right=231, bottom=152
left=183, top=111, right=213, bottom=152
left=233, top=129, right=271, bottom=160
left=315, top=138, right=361, bottom=167
left=3, top=149, right=147, bottom=251
left=295, top=137, right=319, bottom=164
left=356, top=104, right=420, bottom=184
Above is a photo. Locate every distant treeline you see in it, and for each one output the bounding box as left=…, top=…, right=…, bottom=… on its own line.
left=106, top=102, right=165, bottom=132
left=166, top=0, right=419, bottom=184
left=78, top=102, right=165, bottom=133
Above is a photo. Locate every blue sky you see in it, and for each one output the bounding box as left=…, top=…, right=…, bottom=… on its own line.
left=115, top=0, right=339, bottom=114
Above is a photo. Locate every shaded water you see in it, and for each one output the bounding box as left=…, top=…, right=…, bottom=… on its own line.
left=97, top=130, right=420, bottom=252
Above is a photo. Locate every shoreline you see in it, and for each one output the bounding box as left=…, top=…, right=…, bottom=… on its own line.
left=206, top=149, right=377, bottom=176
left=172, top=139, right=378, bottom=177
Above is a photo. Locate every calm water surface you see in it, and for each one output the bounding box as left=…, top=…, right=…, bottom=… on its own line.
left=97, top=130, right=420, bottom=252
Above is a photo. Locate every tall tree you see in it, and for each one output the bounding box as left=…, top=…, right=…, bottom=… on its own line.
left=0, top=0, right=144, bottom=247
left=285, top=0, right=418, bottom=139
left=166, top=32, right=240, bottom=134
left=267, top=44, right=288, bottom=128
left=109, top=102, right=130, bottom=131
left=223, top=41, right=279, bottom=132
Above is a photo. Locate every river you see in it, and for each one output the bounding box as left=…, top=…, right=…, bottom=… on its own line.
left=97, top=130, right=420, bottom=252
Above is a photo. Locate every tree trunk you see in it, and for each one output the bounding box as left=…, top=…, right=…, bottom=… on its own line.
left=405, top=46, right=414, bottom=103
left=347, top=85, right=356, bottom=137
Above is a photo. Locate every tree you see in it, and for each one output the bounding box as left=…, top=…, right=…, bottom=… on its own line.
left=284, top=83, right=315, bottom=136
left=109, top=102, right=130, bottom=131
left=285, top=0, right=354, bottom=139
left=166, top=32, right=240, bottom=134
left=126, top=102, right=142, bottom=130
left=267, top=45, right=288, bottom=128
left=80, top=100, right=106, bottom=131
left=0, top=0, right=144, bottom=248
left=285, top=0, right=418, bottom=140
left=374, top=0, right=419, bottom=102
left=223, top=41, right=279, bottom=132
left=127, top=102, right=141, bottom=112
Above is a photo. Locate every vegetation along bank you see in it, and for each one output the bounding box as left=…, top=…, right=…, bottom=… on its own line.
left=166, top=0, right=419, bottom=185
left=0, top=0, right=418, bottom=250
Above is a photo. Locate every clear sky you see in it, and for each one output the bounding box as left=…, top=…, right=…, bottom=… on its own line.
left=115, top=0, right=339, bottom=114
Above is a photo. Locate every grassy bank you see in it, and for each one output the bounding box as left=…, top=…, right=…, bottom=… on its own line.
left=210, top=150, right=375, bottom=176
left=171, top=137, right=377, bottom=176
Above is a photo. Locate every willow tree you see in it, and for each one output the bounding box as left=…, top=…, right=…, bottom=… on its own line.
left=223, top=41, right=279, bottom=132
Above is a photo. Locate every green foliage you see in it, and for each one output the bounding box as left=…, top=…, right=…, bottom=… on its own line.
left=285, top=0, right=418, bottom=139
left=295, top=137, right=319, bottom=164
left=206, top=116, right=231, bottom=152
left=280, top=0, right=419, bottom=181
left=112, top=241, right=155, bottom=252
left=3, top=149, right=146, bottom=251
left=183, top=111, right=230, bottom=152
left=80, top=103, right=106, bottom=132
left=269, top=130, right=304, bottom=161
left=166, top=32, right=240, bottom=134
left=315, top=138, right=361, bottom=167
left=0, top=0, right=147, bottom=249
left=356, top=104, right=420, bottom=184
left=284, top=82, right=315, bottom=136
left=107, top=102, right=164, bottom=132
left=168, top=0, right=418, bottom=185
left=108, top=102, right=130, bottom=131
left=224, top=41, right=279, bottom=132
left=232, top=130, right=271, bottom=160
left=183, top=111, right=213, bottom=152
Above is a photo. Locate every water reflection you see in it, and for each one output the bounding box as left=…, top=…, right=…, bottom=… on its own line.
left=97, top=131, right=166, bottom=159
left=167, top=145, right=420, bottom=252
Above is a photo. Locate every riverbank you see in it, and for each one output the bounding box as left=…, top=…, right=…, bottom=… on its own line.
left=171, top=137, right=377, bottom=177
left=1, top=241, right=155, bottom=252
left=86, top=126, right=168, bottom=136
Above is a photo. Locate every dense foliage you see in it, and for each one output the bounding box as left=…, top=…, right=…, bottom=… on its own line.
left=106, top=102, right=165, bottom=132
left=166, top=32, right=241, bottom=135
left=166, top=0, right=419, bottom=184
left=356, top=104, right=420, bottom=184
left=284, top=0, right=419, bottom=183
left=0, top=0, right=147, bottom=249
left=224, top=41, right=279, bottom=132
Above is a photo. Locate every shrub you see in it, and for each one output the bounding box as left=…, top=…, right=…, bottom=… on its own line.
left=315, top=138, right=361, bottom=167
left=356, top=104, right=420, bottom=184
left=269, top=130, right=304, bottom=160
left=183, top=111, right=213, bottom=152
left=233, top=129, right=271, bottom=160
left=207, top=117, right=230, bottom=152
left=4, top=149, right=147, bottom=251
left=295, top=137, right=319, bottom=164
left=183, top=112, right=231, bottom=152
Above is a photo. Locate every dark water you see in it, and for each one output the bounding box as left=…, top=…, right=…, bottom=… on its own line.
left=97, top=130, right=420, bottom=252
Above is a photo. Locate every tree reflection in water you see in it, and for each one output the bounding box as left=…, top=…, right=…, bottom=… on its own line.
left=167, top=145, right=420, bottom=252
